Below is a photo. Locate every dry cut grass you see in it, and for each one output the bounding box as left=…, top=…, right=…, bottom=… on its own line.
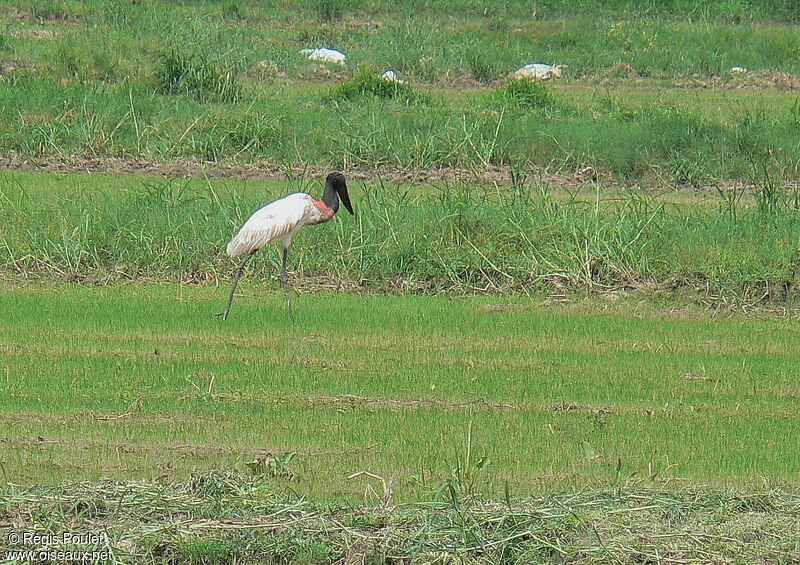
left=2, top=470, right=799, bottom=563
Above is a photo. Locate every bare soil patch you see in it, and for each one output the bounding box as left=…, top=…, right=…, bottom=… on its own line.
left=1, top=6, right=80, bottom=25
left=0, top=151, right=661, bottom=191
left=5, top=151, right=790, bottom=194
left=0, top=60, right=27, bottom=74
left=0, top=152, right=526, bottom=186
left=679, top=70, right=800, bottom=90
left=8, top=29, right=58, bottom=39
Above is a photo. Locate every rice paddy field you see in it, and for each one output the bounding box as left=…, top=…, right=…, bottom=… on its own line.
left=3, top=283, right=800, bottom=496
left=3, top=174, right=800, bottom=563
left=2, top=0, right=800, bottom=562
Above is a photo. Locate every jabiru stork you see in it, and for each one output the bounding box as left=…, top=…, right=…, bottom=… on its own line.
left=217, top=171, right=354, bottom=321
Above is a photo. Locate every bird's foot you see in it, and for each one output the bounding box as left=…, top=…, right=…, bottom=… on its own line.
left=215, top=309, right=230, bottom=320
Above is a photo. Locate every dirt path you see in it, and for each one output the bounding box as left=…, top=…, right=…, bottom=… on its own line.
left=0, top=151, right=576, bottom=185
left=2, top=152, right=784, bottom=194
left=0, top=151, right=631, bottom=190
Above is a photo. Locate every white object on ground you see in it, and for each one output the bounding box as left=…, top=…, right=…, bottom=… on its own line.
left=511, top=63, right=563, bottom=80
left=729, top=66, right=748, bottom=74
left=300, top=48, right=346, bottom=65
left=381, top=69, right=406, bottom=84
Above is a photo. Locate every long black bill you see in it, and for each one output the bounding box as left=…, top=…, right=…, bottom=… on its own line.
left=338, top=183, right=354, bottom=215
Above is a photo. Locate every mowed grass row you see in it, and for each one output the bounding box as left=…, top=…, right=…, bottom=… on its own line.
left=3, top=472, right=799, bottom=563
left=2, top=284, right=799, bottom=501
left=3, top=171, right=800, bottom=297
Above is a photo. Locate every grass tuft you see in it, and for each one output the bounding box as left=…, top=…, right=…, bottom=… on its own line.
left=27, top=0, right=81, bottom=22
left=327, top=70, right=430, bottom=104
left=465, top=52, right=505, bottom=83
left=313, top=0, right=350, bottom=22
left=155, top=50, right=241, bottom=104
left=488, top=78, right=558, bottom=111
left=221, top=1, right=245, bottom=21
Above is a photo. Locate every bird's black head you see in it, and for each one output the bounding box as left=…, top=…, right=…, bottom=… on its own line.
left=325, top=171, right=354, bottom=215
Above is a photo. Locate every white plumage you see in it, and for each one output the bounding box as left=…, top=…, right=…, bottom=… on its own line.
left=217, top=171, right=352, bottom=321
left=226, top=193, right=324, bottom=258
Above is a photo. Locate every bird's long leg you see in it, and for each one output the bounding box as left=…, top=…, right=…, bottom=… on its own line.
left=216, top=250, right=256, bottom=320
left=280, top=247, right=294, bottom=322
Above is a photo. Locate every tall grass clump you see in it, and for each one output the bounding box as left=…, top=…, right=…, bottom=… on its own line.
left=180, top=115, right=283, bottom=162
left=313, top=0, right=351, bottom=22
left=465, top=52, right=505, bottom=83
left=156, top=50, right=241, bottom=104
left=6, top=172, right=800, bottom=301
left=748, top=157, right=793, bottom=216
left=26, top=0, right=82, bottom=22
left=221, top=2, right=245, bottom=21
left=327, top=70, right=430, bottom=105
left=52, top=34, right=123, bottom=81
left=488, top=79, right=557, bottom=111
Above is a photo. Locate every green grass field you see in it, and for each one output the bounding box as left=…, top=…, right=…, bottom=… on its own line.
left=2, top=284, right=799, bottom=502
left=2, top=0, right=800, bottom=183
left=4, top=170, right=800, bottom=300
left=3, top=1, right=800, bottom=561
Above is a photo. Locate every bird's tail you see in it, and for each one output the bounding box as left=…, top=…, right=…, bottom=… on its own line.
left=225, top=220, right=293, bottom=258
left=226, top=232, right=252, bottom=258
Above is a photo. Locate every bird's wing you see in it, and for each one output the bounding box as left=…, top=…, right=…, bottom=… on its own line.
left=226, top=193, right=318, bottom=258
